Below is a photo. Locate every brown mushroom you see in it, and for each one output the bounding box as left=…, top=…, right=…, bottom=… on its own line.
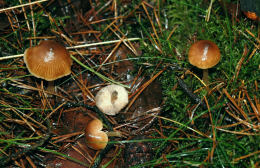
left=188, top=40, right=221, bottom=87
left=243, top=11, right=260, bottom=21
left=24, top=40, right=72, bottom=92
left=85, top=119, right=108, bottom=150
left=85, top=119, right=121, bottom=150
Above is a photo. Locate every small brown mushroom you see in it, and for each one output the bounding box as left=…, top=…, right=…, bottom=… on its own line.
left=243, top=11, right=260, bottom=21
left=24, top=40, right=72, bottom=92
left=85, top=119, right=121, bottom=150
left=85, top=119, right=108, bottom=150
left=188, top=40, right=221, bottom=87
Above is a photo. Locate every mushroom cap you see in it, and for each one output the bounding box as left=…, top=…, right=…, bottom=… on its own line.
left=24, top=40, right=72, bottom=81
left=188, top=40, right=221, bottom=69
left=95, top=84, right=128, bottom=115
left=85, top=119, right=108, bottom=150
left=243, top=11, right=260, bottom=21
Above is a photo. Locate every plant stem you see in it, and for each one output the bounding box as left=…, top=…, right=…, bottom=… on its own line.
left=106, top=131, right=122, bottom=137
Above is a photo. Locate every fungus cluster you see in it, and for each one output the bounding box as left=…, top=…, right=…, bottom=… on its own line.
left=84, top=84, right=128, bottom=150
left=24, top=41, right=129, bottom=151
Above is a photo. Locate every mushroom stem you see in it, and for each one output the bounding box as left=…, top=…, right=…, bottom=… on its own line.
left=106, top=131, right=122, bottom=137
left=202, top=69, right=209, bottom=91
left=46, top=81, right=55, bottom=93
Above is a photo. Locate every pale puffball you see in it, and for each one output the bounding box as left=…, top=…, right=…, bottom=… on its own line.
left=95, top=84, right=128, bottom=115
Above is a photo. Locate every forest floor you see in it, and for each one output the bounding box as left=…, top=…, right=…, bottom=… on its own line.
left=0, top=0, right=259, bottom=167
